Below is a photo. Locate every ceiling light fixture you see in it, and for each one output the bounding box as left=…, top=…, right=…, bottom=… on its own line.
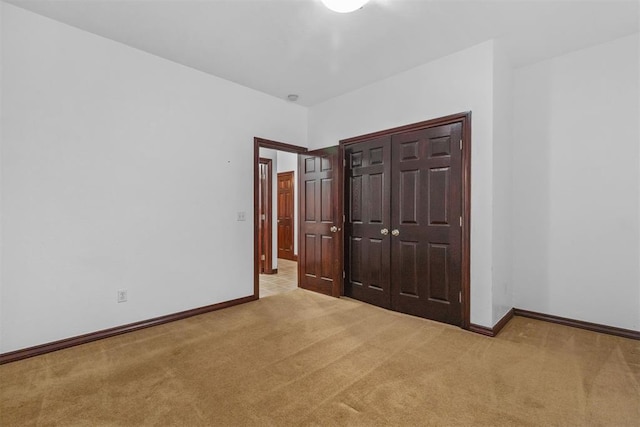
left=321, top=0, right=370, bottom=13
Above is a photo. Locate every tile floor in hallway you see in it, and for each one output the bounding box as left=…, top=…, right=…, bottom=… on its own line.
left=259, top=258, right=298, bottom=298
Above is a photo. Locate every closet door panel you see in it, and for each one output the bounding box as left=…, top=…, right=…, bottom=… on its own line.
left=390, top=123, right=463, bottom=326
left=344, top=136, right=392, bottom=309
left=343, top=119, right=465, bottom=327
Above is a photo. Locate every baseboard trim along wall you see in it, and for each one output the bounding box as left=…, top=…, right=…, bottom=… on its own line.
left=0, top=294, right=258, bottom=365
left=3, top=298, right=638, bottom=364
left=469, top=307, right=640, bottom=340
left=513, top=308, right=640, bottom=340
left=469, top=308, right=515, bottom=337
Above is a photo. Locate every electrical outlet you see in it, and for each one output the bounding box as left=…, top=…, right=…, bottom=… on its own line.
left=237, top=211, right=246, bottom=221
left=117, top=289, right=128, bottom=303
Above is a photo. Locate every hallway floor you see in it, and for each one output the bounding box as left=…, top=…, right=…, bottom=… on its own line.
left=259, top=258, right=297, bottom=298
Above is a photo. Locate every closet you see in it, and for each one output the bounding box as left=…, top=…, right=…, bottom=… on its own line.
left=344, top=120, right=465, bottom=326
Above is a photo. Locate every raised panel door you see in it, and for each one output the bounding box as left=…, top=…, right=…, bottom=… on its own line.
left=298, top=147, right=342, bottom=297
left=344, top=136, right=392, bottom=308
left=277, top=171, right=295, bottom=261
left=390, top=123, right=463, bottom=325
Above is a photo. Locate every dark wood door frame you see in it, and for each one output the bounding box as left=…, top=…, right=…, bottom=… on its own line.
left=254, top=138, right=307, bottom=298
left=258, top=157, right=274, bottom=274
left=339, top=112, right=472, bottom=330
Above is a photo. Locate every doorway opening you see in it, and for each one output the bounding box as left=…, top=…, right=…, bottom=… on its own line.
left=254, top=138, right=307, bottom=298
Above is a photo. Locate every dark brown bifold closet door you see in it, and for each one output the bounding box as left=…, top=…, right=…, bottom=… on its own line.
left=390, top=123, right=463, bottom=325
left=344, top=136, right=392, bottom=308
left=344, top=122, right=464, bottom=327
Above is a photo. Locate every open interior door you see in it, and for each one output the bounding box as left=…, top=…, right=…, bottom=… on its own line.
left=298, top=146, right=342, bottom=297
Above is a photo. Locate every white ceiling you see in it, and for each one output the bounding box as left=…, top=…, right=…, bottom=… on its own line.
left=6, top=0, right=639, bottom=106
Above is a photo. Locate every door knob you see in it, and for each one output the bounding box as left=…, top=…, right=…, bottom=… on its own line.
left=391, top=229, right=400, bottom=236
left=330, top=226, right=338, bottom=233
left=380, top=228, right=389, bottom=235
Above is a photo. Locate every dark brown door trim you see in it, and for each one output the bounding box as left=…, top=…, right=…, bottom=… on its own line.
left=339, top=111, right=472, bottom=330
left=258, top=157, right=274, bottom=275
left=254, top=137, right=307, bottom=299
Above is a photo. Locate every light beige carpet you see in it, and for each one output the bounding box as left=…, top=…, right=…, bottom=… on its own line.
left=1, top=289, right=639, bottom=426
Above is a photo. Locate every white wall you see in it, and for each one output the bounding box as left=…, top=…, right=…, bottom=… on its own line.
left=0, top=4, right=307, bottom=353
left=309, top=41, right=496, bottom=327
left=277, top=151, right=299, bottom=256
left=3, top=4, right=636, bottom=355
left=512, top=33, right=640, bottom=330
left=491, top=40, right=515, bottom=325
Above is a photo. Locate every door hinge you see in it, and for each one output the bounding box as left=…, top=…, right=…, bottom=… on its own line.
left=459, top=216, right=463, bottom=227
left=343, top=158, right=346, bottom=167
left=261, top=214, right=266, bottom=221
left=261, top=254, right=266, bottom=261
left=343, top=271, right=346, bottom=279
left=343, top=214, right=346, bottom=223
left=459, top=291, right=462, bottom=303
left=460, top=139, right=463, bottom=150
